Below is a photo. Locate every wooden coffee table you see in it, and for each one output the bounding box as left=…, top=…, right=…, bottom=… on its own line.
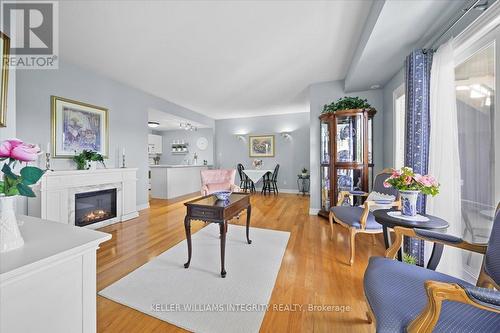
left=183, top=192, right=252, bottom=278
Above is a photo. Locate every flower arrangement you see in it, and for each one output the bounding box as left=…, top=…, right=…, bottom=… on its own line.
left=0, top=139, right=44, bottom=197
left=252, top=159, right=263, bottom=169
left=384, top=167, right=439, bottom=196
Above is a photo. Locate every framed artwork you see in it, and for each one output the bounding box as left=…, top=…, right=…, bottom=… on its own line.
left=0, top=31, right=10, bottom=127
left=51, top=96, right=109, bottom=158
left=249, top=135, right=275, bottom=157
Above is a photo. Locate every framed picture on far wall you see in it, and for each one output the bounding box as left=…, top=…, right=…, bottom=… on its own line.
left=249, top=135, right=275, bottom=157
left=0, top=31, right=10, bottom=127
left=51, top=96, right=109, bottom=158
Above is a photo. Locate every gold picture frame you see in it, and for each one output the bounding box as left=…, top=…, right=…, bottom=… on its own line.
left=51, top=96, right=109, bottom=158
left=0, top=31, right=10, bottom=127
left=249, top=135, right=275, bottom=157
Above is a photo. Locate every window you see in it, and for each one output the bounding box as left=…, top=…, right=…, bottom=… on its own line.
left=455, top=32, right=497, bottom=279
left=393, top=84, right=406, bottom=169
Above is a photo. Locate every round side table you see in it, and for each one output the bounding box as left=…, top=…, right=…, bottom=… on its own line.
left=373, top=209, right=449, bottom=270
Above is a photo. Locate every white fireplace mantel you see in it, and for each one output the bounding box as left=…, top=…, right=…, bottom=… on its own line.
left=28, top=168, right=138, bottom=228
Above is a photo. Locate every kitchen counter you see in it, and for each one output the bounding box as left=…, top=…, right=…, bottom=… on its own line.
left=150, top=165, right=211, bottom=199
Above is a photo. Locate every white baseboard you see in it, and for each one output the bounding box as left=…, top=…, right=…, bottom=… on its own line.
left=278, top=188, right=300, bottom=194
left=253, top=187, right=307, bottom=195
left=136, top=203, right=150, bottom=211
left=309, top=208, right=320, bottom=215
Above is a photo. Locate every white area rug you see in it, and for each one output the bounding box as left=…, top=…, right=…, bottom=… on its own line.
left=99, top=224, right=290, bottom=333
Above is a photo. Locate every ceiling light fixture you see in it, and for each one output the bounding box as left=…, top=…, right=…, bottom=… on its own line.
left=148, top=121, right=160, bottom=128
left=370, top=84, right=380, bottom=89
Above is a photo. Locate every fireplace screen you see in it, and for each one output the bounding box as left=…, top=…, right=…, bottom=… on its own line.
left=75, top=189, right=117, bottom=226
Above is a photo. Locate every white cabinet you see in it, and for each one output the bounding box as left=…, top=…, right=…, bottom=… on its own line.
left=148, top=134, right=163, bottom=154
left=0, top=216, right=111, bottom=333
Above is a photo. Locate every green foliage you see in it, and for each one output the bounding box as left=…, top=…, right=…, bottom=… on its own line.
left=1, top=162, right=45, bottom=197
left=20, top=166, right=44, bottom=185
left=322, top=96, right=373, bottom=113
left=301, top=167, right=308, bottom=174
left=403, top=253, right=417, bottom=265
left=72, top=150, right=106, bottom=170
left=385, top=167, right=440, bottom=196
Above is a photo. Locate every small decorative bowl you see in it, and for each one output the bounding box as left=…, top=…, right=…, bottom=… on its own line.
left=213, top=191, right=231, bottom=201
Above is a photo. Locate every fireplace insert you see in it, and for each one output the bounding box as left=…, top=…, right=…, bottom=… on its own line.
left=75, top=189, right=117, bottom=226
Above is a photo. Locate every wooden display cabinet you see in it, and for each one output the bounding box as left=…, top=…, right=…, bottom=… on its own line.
left=318, top=108, right=376, bottom=218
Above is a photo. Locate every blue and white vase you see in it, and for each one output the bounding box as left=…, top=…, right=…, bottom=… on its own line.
left=399, top=190, right=419, bottom=217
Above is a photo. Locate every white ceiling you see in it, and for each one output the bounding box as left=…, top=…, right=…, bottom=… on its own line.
left=345, top=0, right=468, bottom=92
left=59, top=0, right=372, bottom=119
left=148, top=109, right=209, bottom=131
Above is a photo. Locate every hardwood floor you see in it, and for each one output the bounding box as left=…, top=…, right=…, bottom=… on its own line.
left=97, top=193, right=382, bottom=332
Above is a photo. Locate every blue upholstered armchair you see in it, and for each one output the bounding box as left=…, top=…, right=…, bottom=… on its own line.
left=363, top=204, right=500, bottom=332
left=329, top=169, right=400, bottom=265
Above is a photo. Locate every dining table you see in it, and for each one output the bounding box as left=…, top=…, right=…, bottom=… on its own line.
left=242, top=169, right=273, bottom=184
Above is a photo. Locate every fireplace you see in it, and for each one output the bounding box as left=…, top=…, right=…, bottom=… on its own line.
left=75, top=189, right=117, bottom=226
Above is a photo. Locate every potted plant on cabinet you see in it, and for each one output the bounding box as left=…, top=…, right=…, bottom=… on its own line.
left=322, top=96, right=374, bottom=114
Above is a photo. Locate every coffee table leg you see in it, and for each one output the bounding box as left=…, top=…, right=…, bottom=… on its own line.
left=246, top=205, right=252, bottom=244
left=220, top=221, right=227, bottom=278
left=184, top=216, right=192, bottom=269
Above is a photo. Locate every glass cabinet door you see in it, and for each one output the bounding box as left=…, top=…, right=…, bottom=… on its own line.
left=336, top=115, right=364, bottom=163
left=335, top=168, right=363, bottom=203
left=320, top=120, right=330, bottom=165
left=321, top=165, right=331, bottom=211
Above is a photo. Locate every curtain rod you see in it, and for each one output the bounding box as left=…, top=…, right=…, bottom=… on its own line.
left=427, top=0, right=483, bottom=51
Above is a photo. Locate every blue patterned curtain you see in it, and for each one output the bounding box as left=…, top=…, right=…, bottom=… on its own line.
left=404, top=49, right=433, bottom=266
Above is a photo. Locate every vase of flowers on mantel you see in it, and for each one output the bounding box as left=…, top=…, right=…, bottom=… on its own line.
left=0, top=139, right=45, bottom=253
left=384, top=167, right=439, bottom=217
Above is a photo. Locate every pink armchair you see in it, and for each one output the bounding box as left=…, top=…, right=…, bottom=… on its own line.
left=200, top=169, right=241, bottom=196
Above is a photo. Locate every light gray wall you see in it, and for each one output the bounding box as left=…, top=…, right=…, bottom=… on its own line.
left=16, top=60, right=212, bottom=209
left=309, top=80, right=384, bottom=212
left=159, top=128, right=214, bottom=165
left=214, top=113, right=310, bottom=191
left=382, top=68, right=404, bottom=168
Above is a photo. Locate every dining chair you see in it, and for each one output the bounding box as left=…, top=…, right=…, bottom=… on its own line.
left=329, top=168, right=400, bottom=265
left=363, top=203, right=500, bottom=333
left=262, top=164, right=279, bottom=195
left=237, top=163, right=247, bottom=191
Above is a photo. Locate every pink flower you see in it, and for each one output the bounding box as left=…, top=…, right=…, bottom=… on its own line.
left=0, top=139, right=40, bottom=162
left=11, top=143, right=40, bottom=162
left=415, top=174, right=437, bottom=187
left=390, top=169, right=401, bottom=179
left=383, top=181, right=391, bottom=188
left=0, top=139, right=23, bottom=158
left=403, top=175, right=412, bottom=185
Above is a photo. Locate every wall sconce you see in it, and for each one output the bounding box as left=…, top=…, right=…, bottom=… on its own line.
left=235, top=135, right=245, bottom=141
left=281, top=132, right=291, bottom=140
